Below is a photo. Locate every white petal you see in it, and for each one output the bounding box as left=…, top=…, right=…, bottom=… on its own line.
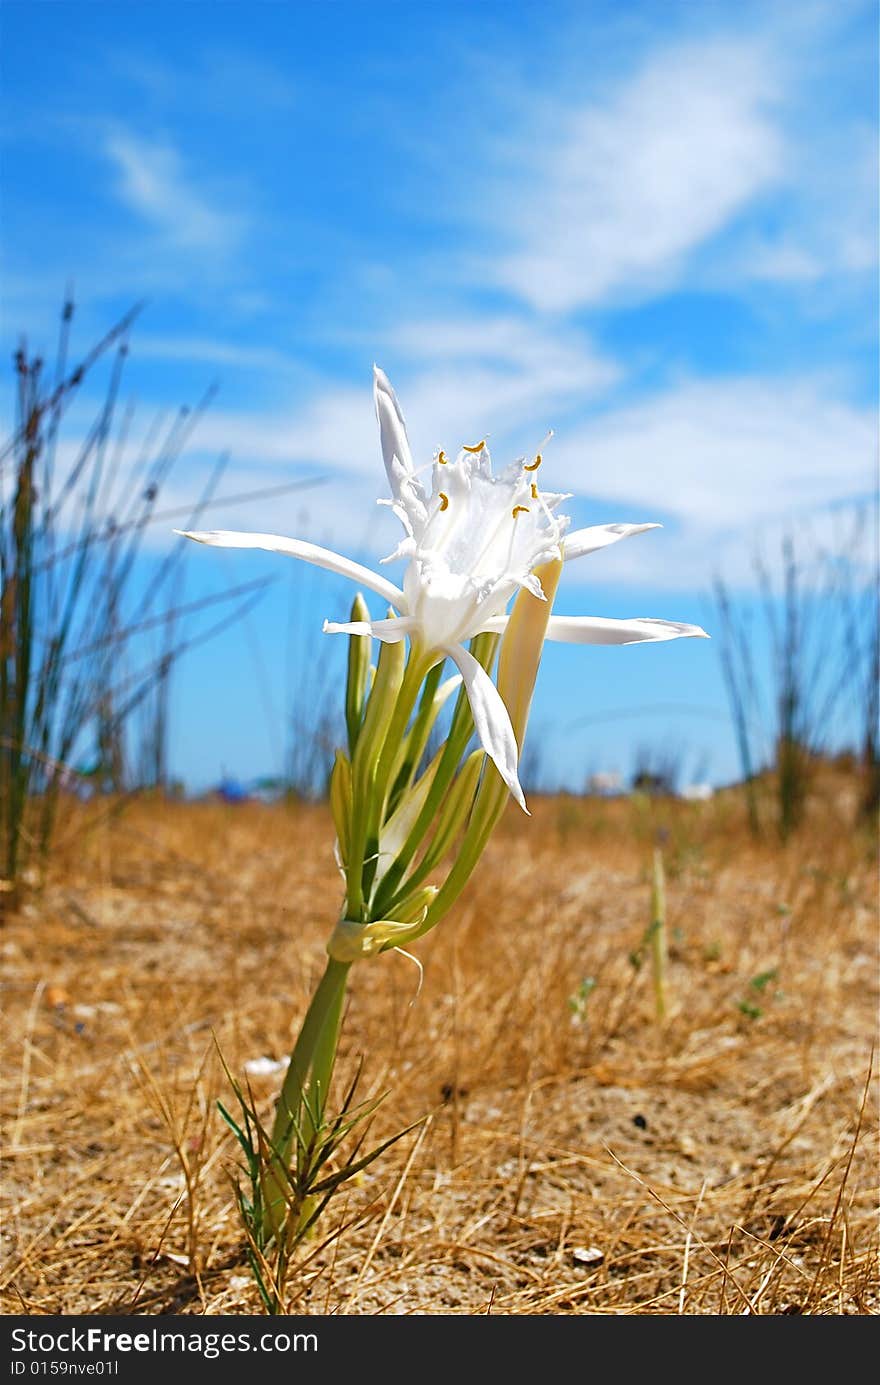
left=177, top=530, right=406, bottom=608
left=380, top=536, right=418, bottom=564
left=376, top=750, right=442, bottom=876
left=518, top=572, right=547, bottom=601
left=323, top=616, right=417, bottom=643
left=544, top=615, right=710, bottom=645
left=373, top=366, right=413, bottom=498
left=475, top=615, right=509, bottom=635
left=444, top=642, right=527, bottom=812
left=563, top=523, right=661, bottom=562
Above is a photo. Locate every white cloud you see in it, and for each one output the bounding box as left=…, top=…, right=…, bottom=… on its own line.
left=742, top=241, right=826, bottom=283
left=187, top=316, right=620, bottom=472
left=386, top=313, right=619, bottom=387
left=710, top=115, right=878, bottom=288
left=137, top=361, right=873, bottom=595
left=549, top=375, right=876, bottom=588
left=551, top=377, right=874, bottom=526
left=379, top=316, right=620, bottom=455
left=492, top=38, right=784, bottom=311
left=41, top=351, right=874, bottom=597
left=133, top=335, right=300, bottom=373
left=105, top=131, right=244, bottom=254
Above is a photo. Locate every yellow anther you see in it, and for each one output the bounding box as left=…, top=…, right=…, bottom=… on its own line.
left=530, top=482, right=539, bottom=499
left=438, top=492, right=449, bottom=511
left=512, top=505, right=530, bottom=519
left=462, top=440, right=486, bottom=453
left=524, top=454, right=542, bottom=472
left=438, top=449, right=448, bottom=465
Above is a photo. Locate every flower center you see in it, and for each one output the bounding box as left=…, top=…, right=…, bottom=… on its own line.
left=395, top=445, right=570, bottom=650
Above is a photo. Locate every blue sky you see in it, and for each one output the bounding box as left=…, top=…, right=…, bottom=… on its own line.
left=1, top=0, right=876, bottom=791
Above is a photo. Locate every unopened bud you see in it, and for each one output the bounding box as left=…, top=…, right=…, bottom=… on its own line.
left=329, top=749, right=352, bottom=864
left=345, top=592, right=372, bottom=754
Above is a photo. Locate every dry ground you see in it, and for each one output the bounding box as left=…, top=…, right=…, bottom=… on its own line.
left=1, top=779, right=877, bottom=1315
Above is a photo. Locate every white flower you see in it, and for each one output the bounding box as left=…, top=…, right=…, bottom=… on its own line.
left=179, top=367, right=708, bottom=809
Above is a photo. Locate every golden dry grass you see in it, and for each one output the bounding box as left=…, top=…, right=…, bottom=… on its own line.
left=1, top=777, right=877, bottom=1315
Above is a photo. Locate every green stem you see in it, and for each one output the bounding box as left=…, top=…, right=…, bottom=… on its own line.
left=360, top=651, right=430, bottom=902
left=372, top=652, right=430, bottom=813
left=650, top=847, right=668, bottom=1024
left=262, top=957, right=351, bottom=1236
left=346, top=638, right=405, bottom=919
left=386, top=661, right=444, bottom=809
left=371, top=634, right=499, bottom=918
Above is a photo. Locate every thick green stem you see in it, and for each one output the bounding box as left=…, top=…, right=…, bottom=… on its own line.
left=262, top=957, right=351, bottom=1236
left=371, top=652, right=430, bottom=814
left=371, top=635, right=500, bottom=918
left=415, top=562, right=562, bottom=938
left=360, top=652, right=430, bottom=902
left=346, top=638, right=405, bottom=919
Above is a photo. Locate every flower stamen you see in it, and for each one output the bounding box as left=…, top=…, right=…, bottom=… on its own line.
left=462, top=440, right=486, bottom=453
left=438, top=450, right=448, bottom=465
left=438, top=492, right=450, bottom=511
left=512, top=505, right=530, bottom=519
left=524, top=454, right=542, bottom=472
left=530, top=482, right=539, bottom=500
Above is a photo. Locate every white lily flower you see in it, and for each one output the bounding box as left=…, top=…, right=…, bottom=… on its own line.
left=180, top=367, right=708, bottom=809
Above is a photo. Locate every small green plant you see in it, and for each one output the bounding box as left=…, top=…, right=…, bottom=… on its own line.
left=737, top=999, right=764, bottom=1020
left=568, top=976, right=597, bottom=1025
left=218, top=1058, right=419, bottom=1313
left=749, top=967, right=780, bottom=992
left=736, top=967, right=782, bottom=1020
left=628, top=846, right=669, bottom=1022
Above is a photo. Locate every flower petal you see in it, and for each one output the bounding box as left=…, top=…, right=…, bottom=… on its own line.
left=476, top=611, right=710, bottom=644
left=473, top=614, right=509, bottom=634
left=177, top=530, right=406, bottom=608
left=380, top=535, right=418, bottom=564
left=444, top=641, right=527, bottom=812
left=323, top=616, right=417, bottom=643
left=563, top=522, right=661, bottom=562
left=544, top=615, right=710, bottom=644
left=373, top=366, right=414, bottom=498
left=518, top=571, right=547, bottom=601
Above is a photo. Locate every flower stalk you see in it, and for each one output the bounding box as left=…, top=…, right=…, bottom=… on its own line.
left=256, top=569, right=556, bottom=1239
left=182, top=368, right=708, bottom=1262
left=262, top=955, right=351, bottom=1236
left=650, top=845, right=668, bottom=1024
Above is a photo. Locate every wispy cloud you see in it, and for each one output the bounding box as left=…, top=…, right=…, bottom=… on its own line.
left=133, top=335, right=300, bottom=374
left=491, top=38, right=784, bottom=311
left=722, top=126, right=878, bottom=287
left=105, top=131, right=245, bottom=254
left=136, top=358, right=874, bottom=593
left=550, top=376, right=874, bottom=529
left=6, top=5, right=874, bottom=600
left=185, top=319, right=619, bottom=476
left=113, top=46, right=297, bottom=116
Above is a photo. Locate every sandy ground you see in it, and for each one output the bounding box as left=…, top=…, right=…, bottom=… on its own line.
left=1, top=781, right=877, bottom=1315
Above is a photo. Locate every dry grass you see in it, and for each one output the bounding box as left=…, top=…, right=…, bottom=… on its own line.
left=1, top=777, right=877, bottom=1315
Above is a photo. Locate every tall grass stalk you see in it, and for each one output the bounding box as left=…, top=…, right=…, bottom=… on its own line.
left=713, top=522, right=871, bottom=840
left=649, top=845, right=668, bottom=1024
left=0, top=300, right=320, bottom=894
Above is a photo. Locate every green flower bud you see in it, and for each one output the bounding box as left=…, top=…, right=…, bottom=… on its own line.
left=345, top=592, right=372, bottom=755
left=329, top=749, right=352, bottom=865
